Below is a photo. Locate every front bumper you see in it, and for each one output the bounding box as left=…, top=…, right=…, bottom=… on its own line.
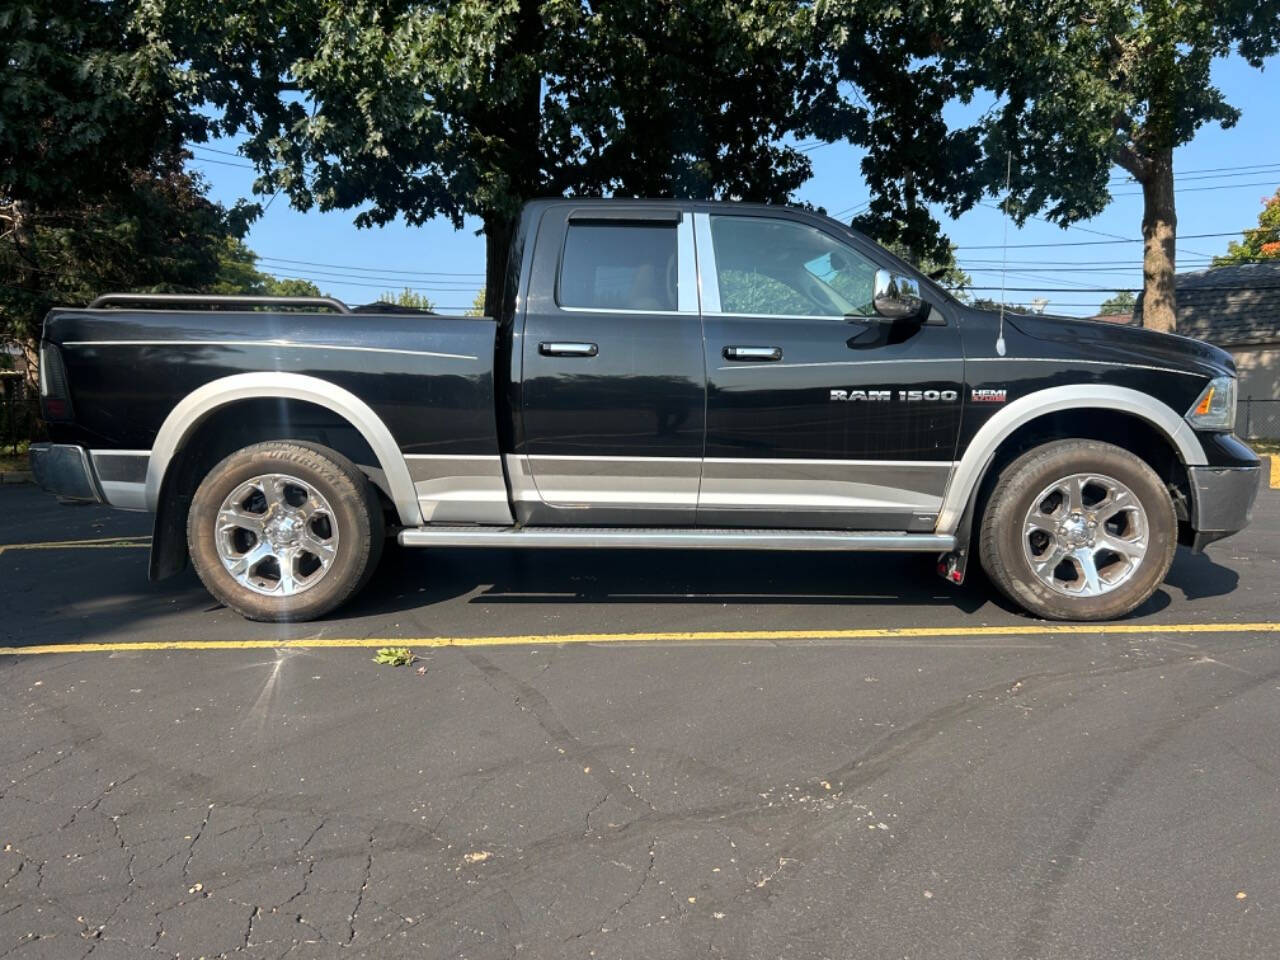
left=28, top=443, right=103, bottom=503
left=1186, top=463, right=1262, bottom=551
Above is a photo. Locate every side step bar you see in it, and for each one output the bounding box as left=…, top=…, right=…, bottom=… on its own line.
left=398, top=527, right=955, bottom=552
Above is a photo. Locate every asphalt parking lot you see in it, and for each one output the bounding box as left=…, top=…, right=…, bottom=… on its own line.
left=2, top=479, right=1279, bottom=959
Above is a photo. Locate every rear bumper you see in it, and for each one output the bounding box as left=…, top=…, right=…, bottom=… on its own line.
left=29, top=444, right=151, bottom=509
left=28, top=443, right=103, bottom=503
left=1187, top=464, right=1262, bottom=550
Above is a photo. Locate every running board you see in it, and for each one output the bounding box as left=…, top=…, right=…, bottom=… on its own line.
left=397, top=527, right=954, bottom=552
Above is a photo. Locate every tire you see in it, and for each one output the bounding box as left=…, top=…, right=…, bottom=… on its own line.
left=187, top=441, right=384, bottom=622
left=979, top=439, right=1176, bottom=621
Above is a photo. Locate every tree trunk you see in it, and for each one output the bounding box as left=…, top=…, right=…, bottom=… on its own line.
left=1140, top=149, right=1177, bottom=333
left=482, top=214, right=517, bottom=318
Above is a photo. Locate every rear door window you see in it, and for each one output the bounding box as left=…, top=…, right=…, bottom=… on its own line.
left=558, top=223, right=679, bottom=312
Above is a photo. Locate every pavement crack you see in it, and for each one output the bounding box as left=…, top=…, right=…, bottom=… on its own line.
left=345, top=833, right=374, bottom=945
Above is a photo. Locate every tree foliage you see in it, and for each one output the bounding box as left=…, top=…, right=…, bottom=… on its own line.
left=211, top=238, right=324, bottom=297
left=151, top=0, right=816, bottom=312
left=1098, top=290, right=1137, bottom=315
left=371, top=288, right=436, bottom=312
left=0, top=162, right=233, bottom=381
left=1213, top=189, right=1280, bottom=266
left=812, top=0, right=1280, bottom=332
left=0, top=1, right=230, bottom=390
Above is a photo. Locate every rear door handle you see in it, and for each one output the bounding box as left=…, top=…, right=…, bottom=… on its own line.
left=723, top=345, right=782, bottom=362
left=539, top=341, right=598, bottom=357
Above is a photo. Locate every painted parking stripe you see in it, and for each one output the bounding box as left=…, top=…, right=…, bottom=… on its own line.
left=1270, top=454, right=1279, bottom=490
left=0, top=535, right=150, bottom=556
left=2, top=621, right=1279, bottom=656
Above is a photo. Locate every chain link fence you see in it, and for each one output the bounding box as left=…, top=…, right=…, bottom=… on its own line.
left=1240, top=398, right=1280, bottom=442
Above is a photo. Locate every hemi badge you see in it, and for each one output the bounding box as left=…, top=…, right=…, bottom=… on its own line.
left=971, top=388, right=1008, bottom=403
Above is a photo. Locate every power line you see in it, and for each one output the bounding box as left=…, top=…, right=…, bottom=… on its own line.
left=1108, top=161, right=1280, bottom=183
left=256, top=255, right=483, bottom=278
left=187, top=143, right=251, bottom=159
left=188, top=155, right=257, bottom=170
left=955, top=229, right=1271, bottom=250
left=1112, top=178, right=1280, bottom=197
left=258, top=263, right=480, bottom=289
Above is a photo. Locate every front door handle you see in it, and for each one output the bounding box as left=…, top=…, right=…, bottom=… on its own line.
left=539, top=341, right=598, bottom=357
left=723, top=345, right=782, bottom=362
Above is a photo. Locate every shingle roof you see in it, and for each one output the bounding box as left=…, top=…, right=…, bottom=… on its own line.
left=1155, top=260, right=1280, bottom=346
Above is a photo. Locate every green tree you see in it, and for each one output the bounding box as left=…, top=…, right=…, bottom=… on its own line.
left=0, top=163, right=233, bottom=389
left=464, top=289, right=486, bottom=317
left=1, top=1, right=222, bottom=389
left=211, top=238, right=324, bottom=297
left=372, top=288, right=436, bottom=312
left=1213, top=189, right=1280, bottom=266
left=151, top=0, right=814, bottom=314
left=812, top=0, right=1280, bottom=333
left=1099, top=290, right=1137, bottom=315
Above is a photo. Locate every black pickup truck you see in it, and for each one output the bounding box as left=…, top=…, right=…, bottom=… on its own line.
left=30, top=199, right=1262, bottom=622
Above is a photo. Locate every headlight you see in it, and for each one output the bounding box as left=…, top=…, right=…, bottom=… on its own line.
left=1185, top=375, right=1236, bottom=432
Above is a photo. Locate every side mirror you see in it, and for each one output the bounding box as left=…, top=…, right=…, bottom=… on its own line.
left=872, top=269, right=928, bottom=322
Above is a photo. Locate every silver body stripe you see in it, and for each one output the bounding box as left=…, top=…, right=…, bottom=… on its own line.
left=719, top=357, right=1205, bottom=375
left=62, top=340, right=476, bottom=361
left=405, top=455, right=513, bottom=524
left=966, top=356, right=1205, bottom=377
left=504, top=454, right=951, bottom=515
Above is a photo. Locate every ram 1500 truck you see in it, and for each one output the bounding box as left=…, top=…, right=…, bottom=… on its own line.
left=30, top=199, right=1262, bottom=622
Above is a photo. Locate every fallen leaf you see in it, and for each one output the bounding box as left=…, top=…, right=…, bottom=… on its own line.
left=1236, top=891, right=1247, bottom=900
left=464, top=851, right=492, bottom=864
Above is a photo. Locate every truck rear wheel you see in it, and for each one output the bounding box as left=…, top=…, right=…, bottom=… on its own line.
left=979, top=439, right=1176, bottom=621
left=187, top=441, right=383, bottom=622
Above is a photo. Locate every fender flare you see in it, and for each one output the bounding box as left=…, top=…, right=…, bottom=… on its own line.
left=935, top=384, right=1205, bottom=534
left=144, top=372, right=423, bottom=526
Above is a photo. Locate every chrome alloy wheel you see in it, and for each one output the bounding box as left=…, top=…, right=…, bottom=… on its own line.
left=214, top=473, right=339, bottom=597
left=1022, top=472, right=1149, bottom=597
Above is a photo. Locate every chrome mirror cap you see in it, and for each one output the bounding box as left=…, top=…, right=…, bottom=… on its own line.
left=872, top=269, right=926, bottom=321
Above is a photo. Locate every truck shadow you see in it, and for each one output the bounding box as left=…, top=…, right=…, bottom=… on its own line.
left=347, top=542, right=1239, bottom=621
left=0, top=536, right=1244, bottom=651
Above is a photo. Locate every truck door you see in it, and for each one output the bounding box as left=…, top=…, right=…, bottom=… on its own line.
left=515, top=206, right=705, bottom=525
left=694, top=209, right=963, bottom=531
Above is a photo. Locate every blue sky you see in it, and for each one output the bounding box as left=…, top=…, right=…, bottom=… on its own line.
left=192, top=53, right=1280, bottom=318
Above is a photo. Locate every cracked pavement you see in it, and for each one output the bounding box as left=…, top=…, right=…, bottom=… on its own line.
left=1, top=483, right=1279, bottom=958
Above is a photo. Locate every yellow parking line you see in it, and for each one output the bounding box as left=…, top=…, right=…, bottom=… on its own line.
left=0, top=536, right=150, bottom=556
left=1270, top=454, right=1279, bottom=489
left=2, top=621, right=1279, bottom=656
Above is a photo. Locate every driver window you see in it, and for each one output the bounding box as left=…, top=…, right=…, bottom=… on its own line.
left=709, top=215, right=878, bottom=317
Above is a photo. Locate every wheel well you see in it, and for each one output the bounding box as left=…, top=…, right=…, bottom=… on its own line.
left=149, top=398, right=393, bottom=580
left=965, top=408, right=1193, bottom=551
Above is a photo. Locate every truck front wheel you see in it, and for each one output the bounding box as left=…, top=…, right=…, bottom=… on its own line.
left=979, top=439, right=1177, bottom=621
left=187, top=441, right=384, bottom=622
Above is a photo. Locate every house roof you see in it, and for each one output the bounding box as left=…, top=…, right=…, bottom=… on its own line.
left=1160, top=260, right=1280, bottom=346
